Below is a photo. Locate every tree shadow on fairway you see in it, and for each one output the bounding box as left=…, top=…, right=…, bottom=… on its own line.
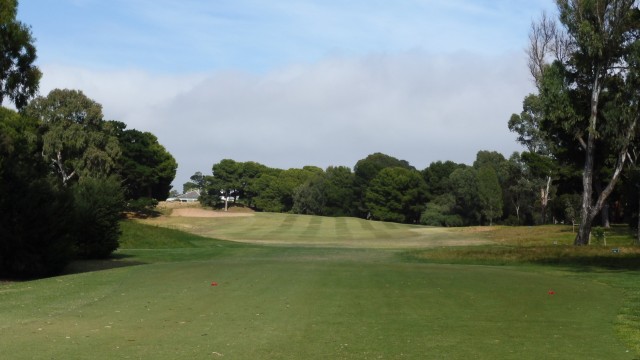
left=531, top=252, right=640, bottom=272
left=403, top=245, right=640, bottom=271
left=62, top=253, right=146, bottom=275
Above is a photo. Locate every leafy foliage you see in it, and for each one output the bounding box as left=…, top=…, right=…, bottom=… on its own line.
left=113, top=122, right=177, bottom=200
left=365, top=167, right=427, bottom=223
left=72, top=176, right=125, bottom=259
left=0, top=0, right=41, bottom=109
left=477, top=165, right=503, bottom=225
left=23, top=89, right=121, bottom=186
left=0, top=108, right=75, bottom=277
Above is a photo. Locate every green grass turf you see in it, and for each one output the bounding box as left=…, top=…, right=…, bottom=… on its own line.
left=138, top=212, right=491, bottom=249
left=0, top=217, right=637, bottom=359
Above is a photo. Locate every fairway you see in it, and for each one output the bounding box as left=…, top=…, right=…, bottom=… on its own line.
left=0, top=214, right=635, bottom=359
left=140, top=211, right=491, bottom=249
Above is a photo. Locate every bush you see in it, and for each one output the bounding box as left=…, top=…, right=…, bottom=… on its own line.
left=126, top=197, right=159, bottom=213
left=0, top=178, right=76, bottom=278
left=0, top=109, right=76, bottom=278
left=72, top=176, right=125, bottom=259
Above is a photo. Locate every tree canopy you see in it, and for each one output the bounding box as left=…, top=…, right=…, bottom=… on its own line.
left=24, top=89, right=121, bottom=186
left=0, top=0, right=41, bottom=109
left=521, top=0, right=640, bottom=244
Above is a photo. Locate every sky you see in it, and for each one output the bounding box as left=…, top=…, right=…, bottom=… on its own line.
left=17, top=0, right=557, bottom=191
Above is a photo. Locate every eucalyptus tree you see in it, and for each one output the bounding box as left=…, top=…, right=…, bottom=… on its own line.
left=23, top=89, right=121, bottom=186
left=477, top=165, right=503, bottom=226
left=523, top=1, right=640, bottom=245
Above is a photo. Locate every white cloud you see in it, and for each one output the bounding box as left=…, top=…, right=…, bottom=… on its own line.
left=39, top=51, right=533, bottom=190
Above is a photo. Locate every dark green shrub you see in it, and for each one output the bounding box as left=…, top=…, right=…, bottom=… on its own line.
left=126, top=197, right=159, bottom=213
left=0, top=109, right=76, bottom=278
left=72, top=176, right=125, bottom=259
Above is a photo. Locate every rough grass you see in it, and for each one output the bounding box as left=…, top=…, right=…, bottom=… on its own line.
left=1, top=219, right=639, bottom=359
left=405, top=225, right=640, bottom=269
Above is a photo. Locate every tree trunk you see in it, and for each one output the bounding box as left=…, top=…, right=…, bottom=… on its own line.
left=594, top=180, right=611, bottom=228
left=637, top=193, right=640, bottom=245
left=540, top=176, right=551, bottom=224
left=601, top=202, right=610, bottom=228
left=575, top=75, right=600, bottom=246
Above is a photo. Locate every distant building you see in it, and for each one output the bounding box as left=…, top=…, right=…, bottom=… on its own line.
left=166, top=190, right=200, bottom=203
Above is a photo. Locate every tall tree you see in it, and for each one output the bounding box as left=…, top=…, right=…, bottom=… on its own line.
left=526, top=1, right=640, bottom=244
left=354, top=152, right=414, bottom=217
left=0, top=108, right=75, bottom=277
left=211, top=159, right=242, bottom=211
left=422, top=160, right=465, bottom=200
left=323, top=166, right=357, bottom=216
left=183, top=171, right=206, bottom=194
left=0, top=0, right=41, bottom=109
left=365, top=167, right=427, bottom=223
left=112, top=122, right=177, bottom=200
left=23, top=89, right=121, bottom=186
left=449, top=167, right=482, bottom=225
left=238, top=161, right=269, bottom=207
left=477, top=165, right=503, bottom=226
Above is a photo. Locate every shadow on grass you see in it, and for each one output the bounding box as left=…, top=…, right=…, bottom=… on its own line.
left=402, top=245, right=640, bottom=272
left=531, top=254, right=640, bottom=272
left=123, top=209, right=163, bottom=219
left=62, top=253, right=146, bottom=276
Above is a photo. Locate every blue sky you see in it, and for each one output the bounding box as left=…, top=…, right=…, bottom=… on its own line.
left=18, top=0, right=556, bottom=189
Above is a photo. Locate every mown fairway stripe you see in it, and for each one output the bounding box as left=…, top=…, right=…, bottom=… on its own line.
left=303, top=215, right=322, bottom=237
left=334, top=217, right=352, bottom=239
left=358, top=219, right=392, bottom=239
left=267, top=214, right=299, bottom=237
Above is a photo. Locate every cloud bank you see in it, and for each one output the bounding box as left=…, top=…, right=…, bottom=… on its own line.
left=40, top=51, right=532, bottom=189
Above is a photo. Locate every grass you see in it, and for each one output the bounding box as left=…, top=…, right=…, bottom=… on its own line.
left=0, top=214, right=639, bottom=359
left=138, top=212, right=490, bottom=249
left=404, top=225, right=640, bottom=269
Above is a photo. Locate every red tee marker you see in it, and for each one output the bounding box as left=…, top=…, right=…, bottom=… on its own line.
left=548, top=289, right=555, bottom=295
left=211, top=282, right=218, bottom=286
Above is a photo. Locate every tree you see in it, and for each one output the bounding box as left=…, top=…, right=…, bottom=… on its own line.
left=422, top=160, right=465, bottom=200
left=292, top=174, right=326, bottom=215
left=323, top=166, right=357, bottom=216
left=238, top=161, right=269, bottom=208
left=477, top=165, right=503, bottom=225
left=183, top=171, right=206, bottom=194
left=211, top=159, right=242, bottom=211
left=0, top=0, right=41, bottom=109
left=504, top=153, right=538, bottom=225
left=528, top=1, right=640, bottom=245
left=113, top=123, right=176, bottom=200
left=449, top=167, right=482, bottom=225
left=251, top=166, right=321, bottom=213
left=23, top=89, right=121, bottom=186
left=252, top=169, right=284, bottom=212
left=0, top=108, right=75, bottom=277
left=420, top=194, right=464, bottom=227
left=354, top=152, right=414, bottom=217
left=365, top=167, right=427, bottom=223
left=72, top=176, right=124, bottom=259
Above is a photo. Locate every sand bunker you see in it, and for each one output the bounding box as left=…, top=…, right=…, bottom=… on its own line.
left=170, top=208, right=254, bottom=218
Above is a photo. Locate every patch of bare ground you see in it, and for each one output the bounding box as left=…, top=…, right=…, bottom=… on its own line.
left=170, top=207, right=254, bottom=218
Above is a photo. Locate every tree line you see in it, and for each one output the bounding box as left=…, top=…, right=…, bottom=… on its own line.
left=0, top=0, right=176, bottom=277
left=185, top=149, right=594, bottom=228
left=186, top=1, right=640, bottom=249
